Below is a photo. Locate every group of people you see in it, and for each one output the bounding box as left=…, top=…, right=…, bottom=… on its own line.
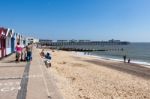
left=15, top=42, right=32, bottom=62
left=123, top=55, right=131, bottom=63
left=40, top=49, right=52, bottom=68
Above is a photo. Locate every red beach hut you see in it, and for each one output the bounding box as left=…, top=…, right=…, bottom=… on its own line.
left=0, top=27, right=7, bottom=58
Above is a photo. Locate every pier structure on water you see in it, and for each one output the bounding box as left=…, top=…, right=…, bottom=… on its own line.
left=39, top=39, right=129, bottom=46
left=38, top=39, right=129, bottom=52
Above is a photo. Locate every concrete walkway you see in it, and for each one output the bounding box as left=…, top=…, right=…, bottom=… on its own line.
left=26, top=47, right=63, bottom=99
left=0, top=47, right=62, bottom=99
left=0, top=54, right=25, bottom=99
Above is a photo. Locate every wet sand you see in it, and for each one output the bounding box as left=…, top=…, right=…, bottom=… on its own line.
left=43, top=49, right=150, bottom=99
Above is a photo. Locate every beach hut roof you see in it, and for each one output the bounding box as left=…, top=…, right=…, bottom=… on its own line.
left=6, top=28, right=14, bottom=37
left=0, top=27, right=7, bottom=38
left=15, top=33, right=20, bottom=38
left=11, top=29, right=15, bottom=37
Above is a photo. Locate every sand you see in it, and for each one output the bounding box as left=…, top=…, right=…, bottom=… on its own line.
left=43, top=49, right=150, bottom=99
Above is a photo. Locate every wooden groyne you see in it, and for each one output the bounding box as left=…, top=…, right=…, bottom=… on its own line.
left=58, top=48, right=108, bottom=52
left=37, top=45, right=124, bottom=52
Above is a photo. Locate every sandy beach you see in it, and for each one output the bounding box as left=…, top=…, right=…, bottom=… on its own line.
left=40, top=49, right=150, bottom=99
left=0, top=48, right=150, bottom=99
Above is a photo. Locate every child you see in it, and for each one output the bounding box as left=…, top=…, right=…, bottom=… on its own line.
left=128, top=58, right=131, bottom=63
left=40, top=49, right=45, bottom=58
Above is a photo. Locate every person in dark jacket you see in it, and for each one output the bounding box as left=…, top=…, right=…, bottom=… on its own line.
left=26, top=44, right=32, bottom=62
left=123, top=55, right=126, bottom=63
left=44, top=52, right=51, bottom=68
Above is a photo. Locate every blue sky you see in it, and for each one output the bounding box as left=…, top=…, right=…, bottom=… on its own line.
left=0, top=0, right=150, bottom=42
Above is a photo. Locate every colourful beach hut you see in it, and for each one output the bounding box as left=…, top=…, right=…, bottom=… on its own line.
left=20, top=35, right=24, bottom=47
left=14, top=33, right=17, bottom=52
left=11, top=30, right=15, bottom=53
left=19, top=34, right=22, bottom=45
left=0, top=27, right=7, bottom=58
left=16, top=33, right=24, bottom=47
left=16, top=33, right=20, bottom=44
left=13, top=33, right=20, bottom=52
left=6, top=28, right=13, bottom=55
left=22, top=36, right=27, bottom=47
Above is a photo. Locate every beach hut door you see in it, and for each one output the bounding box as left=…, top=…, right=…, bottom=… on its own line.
left=1, top=39, right=6, bottom=57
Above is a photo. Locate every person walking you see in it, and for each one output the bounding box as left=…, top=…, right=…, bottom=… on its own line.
left=26, top=43, right=33, bottom=62
left=15, top=42, right=22, bottom=62
left=123, top=55, right=126, bottom=63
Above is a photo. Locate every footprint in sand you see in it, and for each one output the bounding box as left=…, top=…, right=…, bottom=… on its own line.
left=79, top=88, right=83, bottom=91
left=58, top=61, right=67, bottom=64
left=67, top=77, right=76, bottom=81
left=71, top=63, right=86, bottom=67
left=78, top=95, right=90, bottom=99
left=83, top=96, right=90, bottom=99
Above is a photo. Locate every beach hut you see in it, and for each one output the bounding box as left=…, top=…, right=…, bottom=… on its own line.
left=16, top=33, right=20, bottom=44
left=22, top=36, right=27, bottom=47
left=11, top=30, right=15, bottom=53
left=6, top=28, right=13, bottom=55
left=13, top=33, right=19, bottom=52
left=0, top=27, right=7, bottom=58
left=20, top=35, right=24, bottom=47
left=15, top=33, right=18, bottom=46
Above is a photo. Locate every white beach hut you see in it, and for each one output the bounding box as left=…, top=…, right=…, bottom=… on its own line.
left=6, top=28, right=13, bottom=55
left=20, top=35, right=25, bottom=48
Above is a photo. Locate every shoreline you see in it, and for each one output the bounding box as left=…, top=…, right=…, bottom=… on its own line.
left=71, top=51, right=150, bottom=78
left=74, top=51, right=150, bottom=68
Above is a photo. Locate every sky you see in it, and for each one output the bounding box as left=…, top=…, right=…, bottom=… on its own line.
left=0, top=0, right=150, bottom=42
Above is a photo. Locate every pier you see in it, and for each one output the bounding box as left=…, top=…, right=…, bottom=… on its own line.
left=37, top=39, right=129, bottom=52
left=39, top=39, right=130, bottom=46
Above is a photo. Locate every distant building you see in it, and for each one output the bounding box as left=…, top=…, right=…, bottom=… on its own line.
left=33, top=38, right=39, bottom=43
left=78, top=40, right=90, bottom=42
left=109, top=39, right=120, bottom=42
left=69, top=39, right=78, bottom=42
left=39, top=39, right=52, bottom=45
left=57, top=40, right=68, bottom=42
left=27, top=37, right=39, bottom=44
left=39, top=39, right=52, bottom=43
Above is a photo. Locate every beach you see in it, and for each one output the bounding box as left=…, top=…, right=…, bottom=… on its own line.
left=42, top=49, right=150, bottom=99
left=0, top=48, right=150, bottom=99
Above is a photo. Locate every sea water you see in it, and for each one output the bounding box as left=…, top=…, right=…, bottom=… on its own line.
left=62, top=43, right=150, bottom=66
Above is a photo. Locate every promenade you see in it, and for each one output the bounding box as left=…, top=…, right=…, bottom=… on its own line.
left=0, top=47, right=62, bottom=99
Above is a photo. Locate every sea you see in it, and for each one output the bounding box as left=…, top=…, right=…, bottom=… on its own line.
left=60, top=43, right=150, bottom=66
